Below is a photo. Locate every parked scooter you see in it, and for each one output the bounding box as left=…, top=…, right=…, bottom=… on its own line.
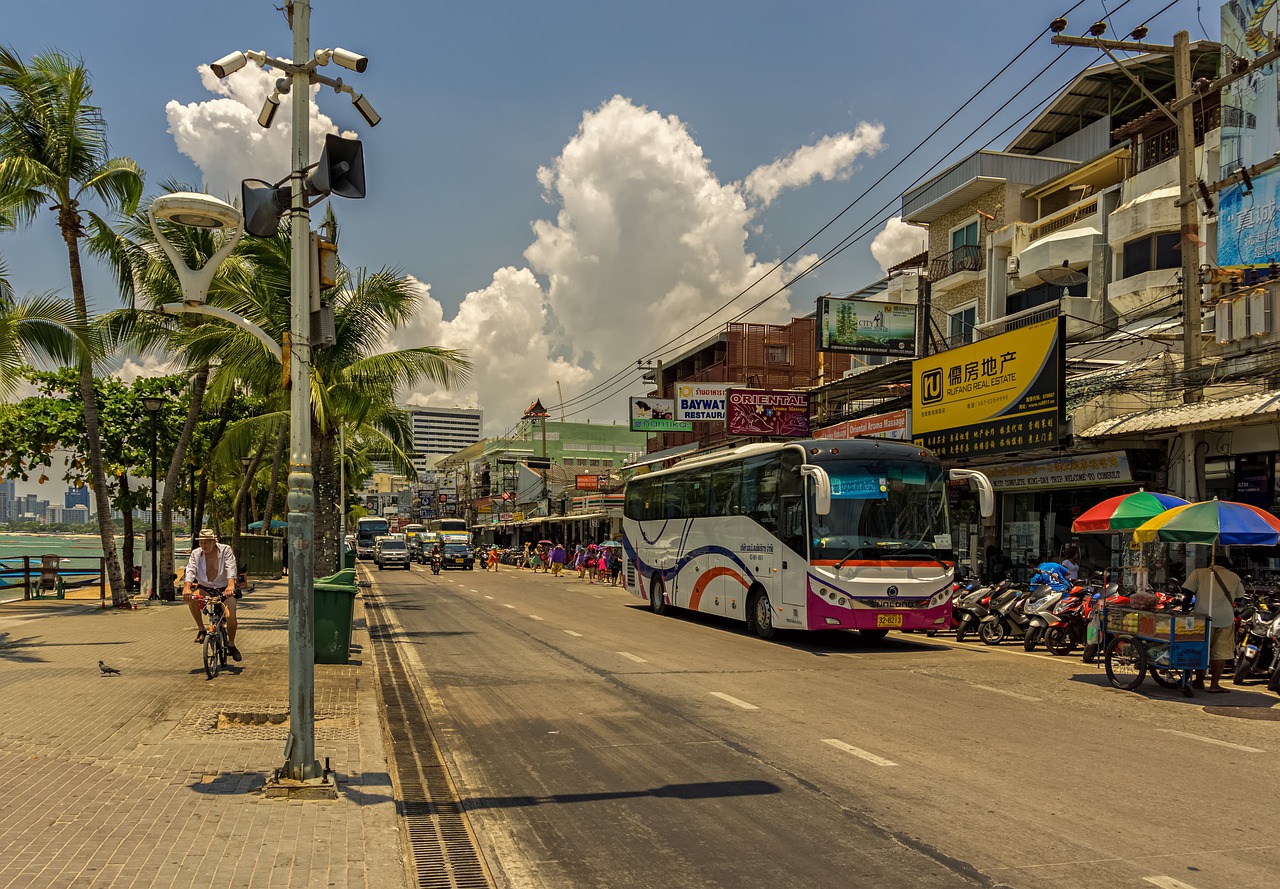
left=1233, top=595, right=1277, bottom=685
left=1023, top=587, right=1068, bottom=651
left=978, top=583, right=1031, bottom=645
left=952, top=579, right=997, bottom=642
left=1044, top=583, right=1092, bottom=655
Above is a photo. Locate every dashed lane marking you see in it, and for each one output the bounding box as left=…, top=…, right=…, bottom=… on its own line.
left=710, top=692, right=758, bottom=710
left=503, top=604, right=516, bottom=609
left=1144, top=877, right=1204, bottom=889
left=564, top=630, right=583, bottom=637
left=821, top=738, right=898, bottom=767
left=617, top=652, right=648, bottom=663
left=484, top=595, right=494, bottom=600
left=970, top=683, right=1041, bottom=702
left=1155, top=728, right=1263, bottom=753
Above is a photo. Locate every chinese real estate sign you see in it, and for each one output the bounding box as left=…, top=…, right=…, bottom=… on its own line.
left=725, top=389, right=811, bottom=437
left=911, top=318, right=1064, bottom=459
left=816, top=296, right=917, bottom=356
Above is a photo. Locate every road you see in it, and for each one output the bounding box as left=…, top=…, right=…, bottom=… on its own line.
left=368, top=562, right=1280, bottom=889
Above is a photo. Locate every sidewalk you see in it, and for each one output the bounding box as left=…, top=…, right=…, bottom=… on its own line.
left=0, top=579, right=408, bottom=889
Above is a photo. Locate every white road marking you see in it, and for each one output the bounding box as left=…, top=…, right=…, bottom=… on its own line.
left=564, top=630, right=583, bottom=637
left=821, top=738, right=898, bottom=767
left=1144, top=877, right=1205, bottom=889
left=970, top=683, right=1041, bottom=702
left=469, top=588, right=479, bottom=592
left=710, top=692, right=758, bottom=710
left=1155, top=729, right=1264, bottom=753
left=528, top=615, right=544, bottom=620
left=617, top=652, right=648, bottom=663
left=503, top=603, right=516, bottom=609
left=484, top=595, right=494, bottom=600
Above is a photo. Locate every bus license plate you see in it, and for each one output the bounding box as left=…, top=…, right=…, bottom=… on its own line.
left=876, top=614, right=903, bottom=628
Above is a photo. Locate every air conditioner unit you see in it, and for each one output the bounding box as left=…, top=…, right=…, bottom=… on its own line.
left=1006, top=255, right=1020, bottom=276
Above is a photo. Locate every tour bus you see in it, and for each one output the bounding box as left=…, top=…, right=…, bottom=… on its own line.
left=428, top=517, right=471, bottom=547
left=622, top=438, right=993, bottom=639
left=403, top=523, right=426, bottom=557
left=355, top=515, right=391, bottom=560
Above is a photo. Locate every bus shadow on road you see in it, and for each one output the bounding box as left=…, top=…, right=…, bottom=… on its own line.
left=461, top=778, right=781, bottom=811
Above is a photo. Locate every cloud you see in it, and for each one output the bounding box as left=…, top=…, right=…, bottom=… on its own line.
left=743, top=122, right=885, bottom=205
left=870, top=216, right=928, bottom=273
left=165, top=63, right=356, bottom=200
left=168, top=86, right=880, bottom=436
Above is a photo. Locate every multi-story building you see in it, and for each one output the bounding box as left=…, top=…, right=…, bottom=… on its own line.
left=0, top=478, right=14, bottom=523
left=407, top=405, right=483, bottom=477
left=64, top=485, right=90, bottom=510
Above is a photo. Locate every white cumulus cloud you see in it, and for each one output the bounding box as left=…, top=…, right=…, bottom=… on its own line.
left=743, top=122, right=885, bottom=206
left=870, top=216, right=928, bottom=273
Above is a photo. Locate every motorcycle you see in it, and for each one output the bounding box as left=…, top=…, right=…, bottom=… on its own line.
left=951, top=580, right=992, bottom=642
left=1232, top=594, right=1278, bottom=685
left=978, top=583, right=1028, bottom=645
left=1080, top=581, right=1125, bottom=663
left=1023, top=587, right=1068, bottom=651
left=1044, top=584, right=1092, bottom=655
left=429, top=554, right=442, bottom=576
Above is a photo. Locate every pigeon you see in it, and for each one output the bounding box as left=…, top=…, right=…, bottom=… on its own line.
left=98, top=660, right=120, bottom=676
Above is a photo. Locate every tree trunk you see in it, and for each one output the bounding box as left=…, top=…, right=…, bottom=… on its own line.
left=62, top=224, right=126, bottom=605
left=313, top=420, right=340, bottom=577
left=261, top=422, right=287, bottom=541
left=120, top=474, right=135, bottom=591
left=231, top=442, right=265, bottom=561
left=193, top=405, right=231, bottom=536
left=160, top=364, right=209, bottom=595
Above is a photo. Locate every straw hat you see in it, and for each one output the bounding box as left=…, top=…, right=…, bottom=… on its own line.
left=198, top=528, right=218, bottom=542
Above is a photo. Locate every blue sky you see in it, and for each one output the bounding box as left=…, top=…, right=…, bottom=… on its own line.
left=3, top=1, right=1218, bottom=437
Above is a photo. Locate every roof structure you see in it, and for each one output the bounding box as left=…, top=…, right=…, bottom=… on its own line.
left=1078, top=388, right=1280, bottom=438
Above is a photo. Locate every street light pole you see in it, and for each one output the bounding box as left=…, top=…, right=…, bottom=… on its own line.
left=142, top=397, right=165, bottom=600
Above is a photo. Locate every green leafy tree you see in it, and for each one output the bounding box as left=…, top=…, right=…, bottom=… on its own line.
left=0, top=47, right=143, bottom=604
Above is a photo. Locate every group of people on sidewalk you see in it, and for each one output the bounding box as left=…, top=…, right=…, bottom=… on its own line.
left=515, top=541, right=622, bottom=585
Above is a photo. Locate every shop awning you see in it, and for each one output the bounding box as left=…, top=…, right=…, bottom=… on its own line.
left=1078, top=389, right=1280, bottom=438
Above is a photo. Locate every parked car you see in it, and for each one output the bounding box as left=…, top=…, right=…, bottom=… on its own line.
left=374, top=538, right=411, bottom=570
left=442, top=543, right=475, bottom=570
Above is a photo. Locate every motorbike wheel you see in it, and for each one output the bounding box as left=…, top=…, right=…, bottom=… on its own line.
left=1268, top=668, right=1280, bottom=695
left=1104, top=635, right=1147, bottom=690
left=1045, top=626, right=1073, bottom=656
left=1232, top=654, right=1255, bottom=686
left=954, top=617, right=970, bottom=643
left=1081, top=642, right=1098, bottom=664
left=1023, top=627, right=1041, bottom=652
left=978, top=620, right=1005, bottom=646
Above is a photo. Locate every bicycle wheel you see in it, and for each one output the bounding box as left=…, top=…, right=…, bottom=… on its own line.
left=203, top=628, right=220, bottom=679
left=218, top=629, right=229, bottom=667
left=1104, top=635, right=1147, bottom=690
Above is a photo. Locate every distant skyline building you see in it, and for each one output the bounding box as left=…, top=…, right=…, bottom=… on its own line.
left=407, top=405, right=483, bottom=476
left=64, top=485, right=90, bottom=510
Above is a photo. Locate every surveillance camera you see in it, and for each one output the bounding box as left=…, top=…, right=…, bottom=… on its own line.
left=352, top=93, right=381, bottom=127
left=258, top=94, right=281, bottom=129
left=331, top=48, right=368, bottom=73
left=210, top=51, right=247, bottom=78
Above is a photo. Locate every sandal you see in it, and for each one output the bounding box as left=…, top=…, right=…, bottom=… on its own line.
left=194, top=629, right=207, bottom=643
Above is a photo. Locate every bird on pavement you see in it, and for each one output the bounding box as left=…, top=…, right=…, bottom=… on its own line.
left=98, top=660, right=121, bottom=676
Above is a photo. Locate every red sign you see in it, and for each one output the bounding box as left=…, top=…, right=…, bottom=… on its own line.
left=576, top=475, right=600, bottom=491
left=814, top=409, right=910, bottom=441
left=726, top=389, right=810, bottom=437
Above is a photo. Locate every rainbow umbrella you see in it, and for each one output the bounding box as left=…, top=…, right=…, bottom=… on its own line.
left=1132, top=497, right=1280, bottom=546
left=1072, top=490, right=1189, bottom=533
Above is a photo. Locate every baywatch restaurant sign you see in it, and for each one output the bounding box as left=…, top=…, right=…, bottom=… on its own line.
left=675, top=383, right=730, bottom=421
left=911, top=317, right=1064, bottom=460
left=726, top=389, right=810, bottom=437
left=815, top=409, right=911, bottom=441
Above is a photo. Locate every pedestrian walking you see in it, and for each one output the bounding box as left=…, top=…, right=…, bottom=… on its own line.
left=573, top=545, right=587, bottom=580
left=550, top=543, right=566, bottom=577
left=587, top=543, right=598, bottom=583
left=487, top=547, right=499, bottom=572
left=607, top=547, right=622, bottom=586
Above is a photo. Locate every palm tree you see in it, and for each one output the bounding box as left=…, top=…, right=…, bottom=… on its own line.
left=0, top=47, right=143, bottom=604
left=0, top=281, right=81, bottom=400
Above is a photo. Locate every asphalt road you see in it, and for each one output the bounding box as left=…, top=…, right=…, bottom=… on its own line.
left=369, top=562, right=1280, bottom=889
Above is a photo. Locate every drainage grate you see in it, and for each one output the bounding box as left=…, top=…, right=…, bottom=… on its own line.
left=365, top=591, right=495, bottom=889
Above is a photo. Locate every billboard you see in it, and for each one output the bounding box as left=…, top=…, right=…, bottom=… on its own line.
left=911, top=317, right=1064, bottom=460
left=814, top=409, right=911, bottom=441
left=629, top=397, right=692, bottom=432
left=575, top=474, right=602, bottom=491
left=1219, top=1, right=1280, bottom=267
left=675, top=383, right=730, bottom=421
left=726, top=389, right=810, bottom=437
left=817, top=296, right=917, bottom=356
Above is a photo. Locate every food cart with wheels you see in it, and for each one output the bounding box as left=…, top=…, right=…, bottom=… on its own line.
left=1101, top=606, right=1210, bottom=696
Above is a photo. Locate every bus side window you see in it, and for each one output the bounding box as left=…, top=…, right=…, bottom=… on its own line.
left=662, top=477, right=683, bottom=519
left=712, top=465, right=740, bottom=515
left=779, top=451, right=805, bottom=553
left=742, top=455, right=778, bottom=535
left=685, top=476, right=709, bottom=518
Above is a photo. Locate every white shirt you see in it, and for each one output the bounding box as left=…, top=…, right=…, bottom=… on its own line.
left=185, top=543, right=237, bottom=590
left=1061, top=558, right=1079, bottom=582
left=1183, top=565, right=1242, bottom=627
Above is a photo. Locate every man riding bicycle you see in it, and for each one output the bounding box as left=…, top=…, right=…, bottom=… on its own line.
left=183, top=528, right=241, bottom=662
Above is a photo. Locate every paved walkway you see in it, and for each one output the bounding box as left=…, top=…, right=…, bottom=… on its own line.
left=0, top=580, right=408, bottom=889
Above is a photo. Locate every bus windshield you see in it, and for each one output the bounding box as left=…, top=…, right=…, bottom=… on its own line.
left=809, top=458, right=951, bottom=561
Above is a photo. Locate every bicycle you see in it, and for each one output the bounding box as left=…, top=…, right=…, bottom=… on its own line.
left=197, top=587, right=230, bottom=679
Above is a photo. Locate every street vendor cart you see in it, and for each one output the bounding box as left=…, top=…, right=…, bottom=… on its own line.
left=1102, top=605, right=1210, bottom=696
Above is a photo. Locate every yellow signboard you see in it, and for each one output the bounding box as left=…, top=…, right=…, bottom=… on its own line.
left=911, top=318, right=1063, bottom=459
left=512, top=511, right=525, bottom=522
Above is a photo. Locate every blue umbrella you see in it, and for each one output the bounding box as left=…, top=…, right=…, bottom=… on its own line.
left=248, top=519, right=288, bottom=531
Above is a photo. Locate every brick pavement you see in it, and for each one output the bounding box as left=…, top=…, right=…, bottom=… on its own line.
left=0, top=580, right=408, bottom=889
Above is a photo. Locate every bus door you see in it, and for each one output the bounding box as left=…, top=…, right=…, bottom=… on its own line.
left=778, top=451, right=807, bottom=608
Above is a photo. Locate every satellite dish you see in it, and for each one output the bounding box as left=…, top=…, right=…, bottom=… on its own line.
left=1036, top=260, right=1088, bottom=286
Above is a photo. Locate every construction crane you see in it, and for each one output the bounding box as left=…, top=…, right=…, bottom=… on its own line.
left=556, top=381, right=566, bottom=420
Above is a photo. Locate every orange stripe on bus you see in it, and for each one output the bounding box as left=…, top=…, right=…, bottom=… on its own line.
left=689, top=567, right=747, bottom=610
left=810, top=560, right=954, bottom=568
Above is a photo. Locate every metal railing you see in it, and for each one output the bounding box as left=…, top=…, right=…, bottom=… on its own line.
left=929, top=244, right=984, bottom=280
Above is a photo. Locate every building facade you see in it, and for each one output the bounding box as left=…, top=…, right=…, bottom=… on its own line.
left=407, top=405, right=483, bottom=476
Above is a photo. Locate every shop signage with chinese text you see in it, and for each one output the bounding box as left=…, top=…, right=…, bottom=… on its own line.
left=675, top=383, right=730, bottom=421
left=512, top=511, right=525, bottom=522
left=911, top=317, right=1064, bottom=459
left=726, top=389, right=811, bottom=437
left=814, top=409, right=911, bottom=441
left=986, top=452, right=1132, bottom=490
left=817, top=296, right=917, bottom=356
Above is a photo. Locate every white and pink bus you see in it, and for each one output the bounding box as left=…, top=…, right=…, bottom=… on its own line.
left=622, top=438, right=992, bottom=639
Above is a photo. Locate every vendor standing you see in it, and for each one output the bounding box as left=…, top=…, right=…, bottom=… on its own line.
left=1182, top=556, right=1243, bottom=693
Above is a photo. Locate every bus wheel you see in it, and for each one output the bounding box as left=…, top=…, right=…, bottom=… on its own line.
left=649, top=577, right=668, bottom=616
left=857, top=629, right=889, bottom=641
left=750, top=589, right=776, bottom=640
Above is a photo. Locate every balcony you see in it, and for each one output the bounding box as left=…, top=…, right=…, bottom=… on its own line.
left=975, top=295, right=1105, bottom=343
left=929, top=244, right=984, bottom=282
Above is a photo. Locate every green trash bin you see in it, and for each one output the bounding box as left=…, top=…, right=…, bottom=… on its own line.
left=343, top=549, right=357, bottom=569
left=314, top=577, right=357, bottom=665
